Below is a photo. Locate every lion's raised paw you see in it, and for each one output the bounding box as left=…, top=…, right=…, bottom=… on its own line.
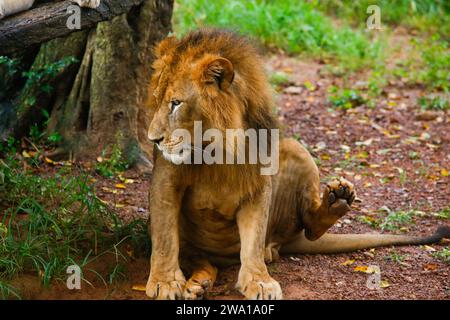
left=325, top=177, right=355, bottom=216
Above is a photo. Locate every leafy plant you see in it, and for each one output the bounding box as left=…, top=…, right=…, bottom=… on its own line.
left=379, top=209, right=421, bottom=231
left=433, top=247, right=450, bottom=265
left=328, top=86, right=366, bottom=109
left=0, top=152, right=148, bottom=298
left=95, top=143, right=130, bottom=178
left=419, top=96, right=449, bottom=111
left=174, top=0, right=383, bottom=71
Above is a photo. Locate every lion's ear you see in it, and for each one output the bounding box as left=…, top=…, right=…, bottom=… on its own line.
left=201, top=56, right=234, bottom=91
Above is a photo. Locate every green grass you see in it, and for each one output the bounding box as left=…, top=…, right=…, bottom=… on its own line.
left=0, top=150, right=148, bottom=298
left=174, top=0, right=384, bottom=70
left=379, top=209, right=421, bottom=231
left=433, top=247, right=450, bottom=265
left=328, top=86, right=366, bottom=109
left=315, top=0, right=450, bottom=36
left=357, top=208, right=425, bottom=231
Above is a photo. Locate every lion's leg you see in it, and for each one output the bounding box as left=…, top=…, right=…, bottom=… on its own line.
left=145, top=156, right=186, bottom=300
left=275, top=138, right=355, bottom=242
left=183, top=259, right=218, bottom=300
left=235, top=181, right=282, bottom=300
left=303, top=177, right=355, bottom=241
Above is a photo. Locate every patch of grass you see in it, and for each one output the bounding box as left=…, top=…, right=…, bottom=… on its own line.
left=384, top=251, right=406, bottom=264
left=269, top=71, right=290, bottom=87
left=315, top=0, right=450, bottom=36
left=328, top=86, right=366, bottom=109
left=417, top=39, right=450, bottom=92
left=432, top=208, right=450, bottom=220
left=357, top=215, right=380, bottom=228
left=419, top=96, right=449, bottom=111
left=433, top=247, right=450, bottom=265
left=95, top=143, right=130, bottom=178
left=0, top=151, right=148, bottom=298
left=379, top=208, right=422, bottom=231
left=174, top=0, right=384, bottom=71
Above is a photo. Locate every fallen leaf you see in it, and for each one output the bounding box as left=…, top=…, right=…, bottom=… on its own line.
left=132, top=285, right=146, bottom=292
left=424, top=263, right=438, bottom=271
left=22, top=150, right=31, bottom=158
left=423, top=245, right=436, bottom=252
left=441, top=169, right=449, bottom=177
left=115, top=183, right=126, bottom=189
left=353, top=265, right=368, bottom=273
left=101, top=187, right=117, bottom=194
left=380, top=280, right=390, bottom=288
left=341, top=259, right=355, bottom=266
left=45, top=157, right=55, bottom=164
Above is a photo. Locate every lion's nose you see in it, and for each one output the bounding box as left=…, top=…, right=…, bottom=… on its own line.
left=149, top=135, right=164, bottom=145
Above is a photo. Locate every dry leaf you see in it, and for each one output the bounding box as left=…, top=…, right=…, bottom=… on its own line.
left=424, top=263, right=438, bottom=271
left=353, top=266, right=368, bottom=273
left=22, top=150, right=31, bottom=158
left=441, top=169, right=449, bottom=177
left=132, top=285, right=146, bottom=292
left=380, top=280, right=390, bottom=288
left=45, top=157, right=55, bottom=164
left=115, top=183, right=126, bottom=189
left=341, top=259, right=355, bottom=266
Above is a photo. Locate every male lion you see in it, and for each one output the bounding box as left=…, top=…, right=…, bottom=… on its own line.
left=146, top=29, right=449, bottom=300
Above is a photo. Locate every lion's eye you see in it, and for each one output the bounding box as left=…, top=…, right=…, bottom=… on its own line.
left=169, top=100, right=183, bottom=114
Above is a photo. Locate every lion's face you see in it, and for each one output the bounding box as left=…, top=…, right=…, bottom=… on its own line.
left=148, top=74, right=204, bottom=164
left=147, top=43, right=237, bottom=165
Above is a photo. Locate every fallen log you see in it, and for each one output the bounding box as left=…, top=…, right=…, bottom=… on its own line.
left=0, top=0, right=145, bottom=55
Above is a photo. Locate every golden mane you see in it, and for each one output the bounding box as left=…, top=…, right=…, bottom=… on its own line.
left=151, top=28, right=279, bottom=132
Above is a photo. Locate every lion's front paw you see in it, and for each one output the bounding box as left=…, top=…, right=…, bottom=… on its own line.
left=146, top=271, right=186, bottom=300
left=72, top=0, right=101, bottom=9
left=183, top=278, right=213, bottom=300
left=237, top=273, right=282, bottom=300
left=325, top=177, right=355, bottom=217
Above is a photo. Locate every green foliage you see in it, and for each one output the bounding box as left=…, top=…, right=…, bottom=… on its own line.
left=384, top=251, right=406, bottom=264
left=174, top=0, right=383, bottom=70
left=419, top=96, right=449, bottom=111
left=315, top=0, right=450, bottom=36
left=328, top=86, right=366, bottom=109
left=418, top=40, right=450, bottom=92
left=380, top=209, right=421, bottom=231
left=0, top=151, right=148, bottom=298
left=19, top=56, right=78, bottom=110
left=433, top=207, right=450, bottom=220
left=433, top=247, right=450, bottom=265
left=0, top=56, right=20, bottom=77
left=95, top=143, right=130, bottom=178
left=269, top=71, right=290, bottom=87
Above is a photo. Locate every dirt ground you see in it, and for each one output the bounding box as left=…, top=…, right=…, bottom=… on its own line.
left=11, top=46, right=449, bottom=300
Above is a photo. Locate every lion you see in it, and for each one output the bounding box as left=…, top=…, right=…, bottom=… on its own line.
left=0, top=0, right=100, bottom=19
left=145, top=29, right=450, bottom=300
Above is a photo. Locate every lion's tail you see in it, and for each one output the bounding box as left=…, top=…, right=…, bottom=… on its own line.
left=280, top=226, right=450, bottom=254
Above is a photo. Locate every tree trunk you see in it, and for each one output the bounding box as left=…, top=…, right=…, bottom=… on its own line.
left=0, top=0, right=173, bottom=171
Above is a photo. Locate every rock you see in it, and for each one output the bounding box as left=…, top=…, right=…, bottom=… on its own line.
left=283, top=86, right=303, bottom=95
